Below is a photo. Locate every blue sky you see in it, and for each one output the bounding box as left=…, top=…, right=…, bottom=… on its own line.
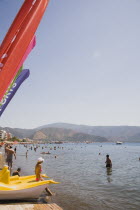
left=0, top=0, right=140, bottom=129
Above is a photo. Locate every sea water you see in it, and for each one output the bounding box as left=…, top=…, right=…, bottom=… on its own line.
left=4, top=142, right=140, bottom=210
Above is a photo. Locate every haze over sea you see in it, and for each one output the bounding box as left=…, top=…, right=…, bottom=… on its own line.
left=10, top=142, right=140, bottom=210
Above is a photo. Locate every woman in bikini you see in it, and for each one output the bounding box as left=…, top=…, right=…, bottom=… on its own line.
left=35, top=157, right=53, bottom=196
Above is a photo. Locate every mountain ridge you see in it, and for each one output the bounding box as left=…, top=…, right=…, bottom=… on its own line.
left=1, top=123, right=140, bottom=142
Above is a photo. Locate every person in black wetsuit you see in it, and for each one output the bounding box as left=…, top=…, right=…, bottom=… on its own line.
left=105, top=155, right=112, bottom=168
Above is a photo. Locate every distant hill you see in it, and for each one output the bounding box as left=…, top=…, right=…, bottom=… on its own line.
left=0, top=125, right=108, bottom=143
left=31, top=127, right=108, bottom=142
left=36, top=123, right=140, bottom=142
left=1, top=123, right=140, bottom=142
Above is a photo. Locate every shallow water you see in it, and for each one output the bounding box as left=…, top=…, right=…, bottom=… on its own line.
left=2, top=142, right=140, bottom=210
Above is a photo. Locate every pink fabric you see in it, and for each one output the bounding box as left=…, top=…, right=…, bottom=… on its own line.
left=16, top=35, right=36, bottom=70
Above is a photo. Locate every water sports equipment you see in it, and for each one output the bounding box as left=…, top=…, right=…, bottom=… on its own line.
left=0, top=166, right=59, bottom=200
left=0, top=0, right=49, bottom=102
left=0, top=0, right=53, bottom=200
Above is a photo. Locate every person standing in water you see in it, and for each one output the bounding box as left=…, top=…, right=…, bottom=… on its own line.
left=105, top=154, right=112, bottom=168
left=35, top=157, right=53, bottom=196
left=6, top=146, right=16, bottom=169
left=26, top=150, right=28, bottom=158
left=14, top=147, right=17, bottom=153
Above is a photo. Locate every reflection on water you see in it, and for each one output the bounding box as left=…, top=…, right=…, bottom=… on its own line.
left=106, top=168, right=112, bottom=183
left=1, top=142, right=140, bottom=210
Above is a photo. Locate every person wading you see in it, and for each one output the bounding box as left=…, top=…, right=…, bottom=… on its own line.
left=105, top=154, right=112, bottom=168
left=6, top=146, right=16, bottom=169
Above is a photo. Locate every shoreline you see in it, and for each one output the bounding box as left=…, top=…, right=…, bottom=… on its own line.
left=0, top=149, right=62, bottom=209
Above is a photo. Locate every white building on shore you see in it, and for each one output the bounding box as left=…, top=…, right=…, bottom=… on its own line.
left=0, top=130, right=12, bottom=140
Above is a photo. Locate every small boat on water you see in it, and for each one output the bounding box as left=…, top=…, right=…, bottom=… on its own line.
left=41, top=152, right=51, bottom=155
left=54, top=141, right=63, bottom=144
left=116, top=141, right=123, bottom=145
left=0, top=166, right=59, bottom=200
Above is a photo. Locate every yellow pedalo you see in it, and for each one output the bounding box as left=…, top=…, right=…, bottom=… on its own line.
left=0, top=166, right=59, bottom=200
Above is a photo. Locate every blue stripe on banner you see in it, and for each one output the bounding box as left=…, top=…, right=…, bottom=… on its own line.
left=0, top=69, right=30, bottom=117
